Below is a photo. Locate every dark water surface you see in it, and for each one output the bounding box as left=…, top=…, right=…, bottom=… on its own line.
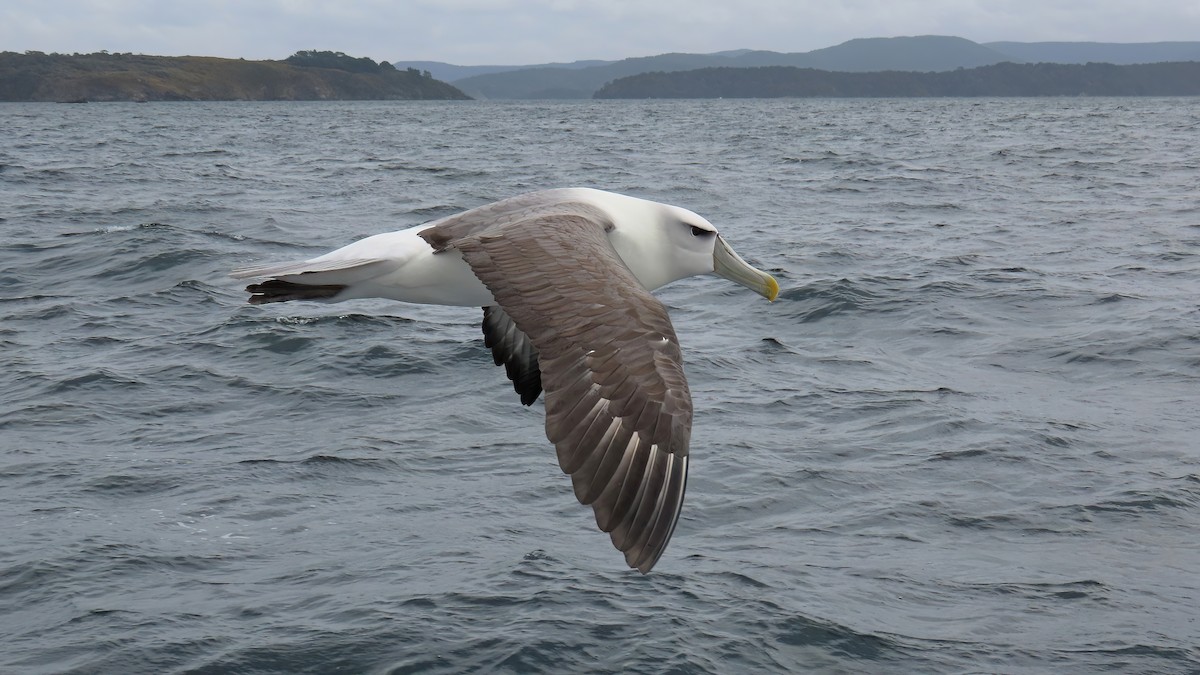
left=2, top=99, right=1198, bottom=674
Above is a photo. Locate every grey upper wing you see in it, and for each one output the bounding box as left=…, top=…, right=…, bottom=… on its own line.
left=452, top=214, right=692, bottom=574
left=419, top=189, right=596, bottom=252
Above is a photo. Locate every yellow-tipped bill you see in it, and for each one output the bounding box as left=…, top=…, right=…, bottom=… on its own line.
left=713, top=235, right=779, bottom=301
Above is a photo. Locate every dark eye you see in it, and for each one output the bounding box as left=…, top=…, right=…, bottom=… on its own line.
left=689, top=224, right=714, bottom=237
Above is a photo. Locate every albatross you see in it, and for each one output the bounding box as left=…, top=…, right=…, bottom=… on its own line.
left=231, top=188, right=778, bottom=573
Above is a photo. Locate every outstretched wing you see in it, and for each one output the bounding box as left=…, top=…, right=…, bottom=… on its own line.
left=452, top=213, right=692, bottom=573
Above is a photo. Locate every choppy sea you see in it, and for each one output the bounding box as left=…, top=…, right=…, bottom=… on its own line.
left=2, top=98, right=1198, bottom=674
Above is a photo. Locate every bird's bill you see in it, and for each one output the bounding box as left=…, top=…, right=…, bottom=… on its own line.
left=713, top=235, right=779, bottom=301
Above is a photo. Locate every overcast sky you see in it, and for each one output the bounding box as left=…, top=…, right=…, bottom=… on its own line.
left=4, top=1, right=1198, bottom=65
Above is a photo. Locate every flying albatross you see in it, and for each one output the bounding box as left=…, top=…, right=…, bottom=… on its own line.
left=231, top=188, right=778, bottom=573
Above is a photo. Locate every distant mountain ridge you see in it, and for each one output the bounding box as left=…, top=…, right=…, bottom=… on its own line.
left=984, top=41, right=1200, bottom=65
left=395, top=36, right=1200, bottom=100
left=595, top=61, right=1200, bottom=98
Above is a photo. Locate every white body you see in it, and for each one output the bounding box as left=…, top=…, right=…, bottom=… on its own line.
left=306, top=224, right=493, bottom=306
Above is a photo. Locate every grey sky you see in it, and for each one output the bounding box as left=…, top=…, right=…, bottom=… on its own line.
left=3, top=1, right=1198, bottom=65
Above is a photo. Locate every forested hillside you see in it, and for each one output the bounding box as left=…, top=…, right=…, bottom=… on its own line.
left=0, top=51, right=470, bottom=102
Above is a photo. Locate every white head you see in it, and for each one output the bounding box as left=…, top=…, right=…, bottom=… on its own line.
left=577, top=189, right=779, bottom=299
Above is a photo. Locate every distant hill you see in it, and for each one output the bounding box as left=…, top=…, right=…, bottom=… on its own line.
left=400, top=36, right=1200, bottom=100
left=594, top=61, right=1200, bottom=98
left=443, top=36, right=1010, bottom=99
left=986, top=41, right=1200, bottom=65
left=0, top=50, right=470, bottom=102
left=795, top=36, right=1011, bottom=71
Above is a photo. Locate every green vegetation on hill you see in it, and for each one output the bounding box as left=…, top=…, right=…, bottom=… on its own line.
left=0, top=50, right=470, bottom=102
left=594, top=61, right=1200, bottom=98
left=284, top=50, right=397, bottom=74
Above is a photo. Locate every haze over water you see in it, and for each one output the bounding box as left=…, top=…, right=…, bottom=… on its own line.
left=2, top=98, right=1198, bottom=673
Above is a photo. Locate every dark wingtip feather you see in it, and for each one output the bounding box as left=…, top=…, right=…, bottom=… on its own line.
left=481, top=306, right=543, bottom=405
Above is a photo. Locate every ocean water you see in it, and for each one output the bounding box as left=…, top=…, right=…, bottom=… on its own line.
left=1, top=98, right=1198, bottom=674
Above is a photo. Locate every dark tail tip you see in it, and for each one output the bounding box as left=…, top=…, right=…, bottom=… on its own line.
left=246, top=279, right=346, bottom=304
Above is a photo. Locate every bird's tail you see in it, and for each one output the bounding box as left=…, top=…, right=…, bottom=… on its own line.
left=243, top=279, right=346, bottom=305
left=231, top=258, right=389, bottom=305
